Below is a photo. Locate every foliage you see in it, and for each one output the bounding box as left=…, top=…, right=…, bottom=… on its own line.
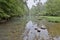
left=30, top=2, right=44, bottom=16
left=0, top=0, right=27, bottom=20
left=45, top=0, right=60, bottom=16
left=31, top=0, right=60, bottom=16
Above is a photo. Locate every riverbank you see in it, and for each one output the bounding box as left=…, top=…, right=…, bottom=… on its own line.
left=38, top=16, right=60, bottom=23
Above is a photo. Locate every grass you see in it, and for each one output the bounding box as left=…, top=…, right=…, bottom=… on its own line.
left=38, top=16, right=60, bottom=23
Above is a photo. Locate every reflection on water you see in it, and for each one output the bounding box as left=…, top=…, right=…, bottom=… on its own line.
left=23, top=21, right=49, bottom=40
left=23, top=21, right=60, bottom=40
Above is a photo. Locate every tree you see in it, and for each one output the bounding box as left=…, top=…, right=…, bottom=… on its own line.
left=45, top=0, right=60, bottom=16
left=0, top=0, right=28, bottom=20
left=30, top=1, right=45, bottom=16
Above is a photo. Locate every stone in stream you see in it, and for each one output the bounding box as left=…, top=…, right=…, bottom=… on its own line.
left=40, top=24, right=46, bottom=29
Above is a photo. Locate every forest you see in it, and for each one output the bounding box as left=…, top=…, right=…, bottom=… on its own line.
left=0, top=0, right=28, bottom=21
left=30, top=0, right=60, bottom=23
